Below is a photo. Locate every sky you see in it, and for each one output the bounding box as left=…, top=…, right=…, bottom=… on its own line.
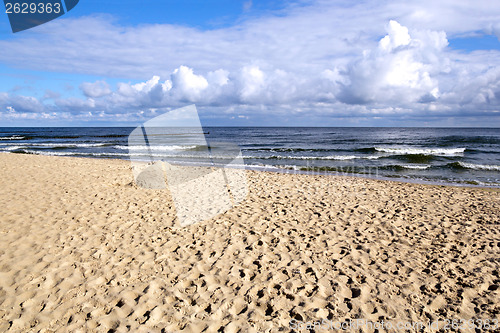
left=1, top=0, right=500, bottom=127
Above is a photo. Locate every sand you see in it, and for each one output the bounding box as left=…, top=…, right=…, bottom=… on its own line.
left=0, top=153, right=499, bottom=332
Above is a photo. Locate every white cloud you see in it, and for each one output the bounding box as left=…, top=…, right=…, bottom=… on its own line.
left=238, top=66, right=266, bottom=102
left=130, top=76, right=171, bottom=94
left=0, top=1, right=500, bottom=124
left=170, top=66, right=209, bottom=101
left=379, top=20, right=411, bottom=51
left=55, top=97, right=96, bottom=111
left=112, top=76, right=172, bottom=108
left=337, top=20, right=447, bottom=105
left=80, top=80, right=112, bottom=98
left=0, top=93, right=44, bottom=113
left=207, top=69, right=230, bottom=86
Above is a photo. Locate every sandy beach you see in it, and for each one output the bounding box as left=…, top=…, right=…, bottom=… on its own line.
left=0, top=153, right=499, bottom=332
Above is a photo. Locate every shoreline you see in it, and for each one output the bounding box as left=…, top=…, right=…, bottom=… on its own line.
left=1, top=126, right=499, bottom=190
left=4, top=150, right=500, bottom=191
left=243, top=164, right=500, bottom=190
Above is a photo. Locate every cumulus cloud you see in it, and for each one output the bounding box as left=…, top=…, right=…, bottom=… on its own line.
left=337, top=20, right=446, bottom=105
left=0, top=0, right=498, bottom=77
left=112, top=76, right=171, bottom=108
left=440, top=65, right=500, bottom=107
left=238, top=66, right=266, bottom=102
left=80, top=80, right=112, bottom=98
left=170, top=66, right=209, bottom=101
left=379, top=20, right=412, bottom=51
left=1, top=0, right=500, bottom=124
left=76, top=64, right=314, bottom=110
left=0, top=93, right=44, bottom=113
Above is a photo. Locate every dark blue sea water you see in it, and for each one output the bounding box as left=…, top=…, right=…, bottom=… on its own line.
left=1, top=127, right=499, bottom=187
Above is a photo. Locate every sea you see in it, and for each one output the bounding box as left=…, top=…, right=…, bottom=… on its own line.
left=1, top=127, right=499, bottom=188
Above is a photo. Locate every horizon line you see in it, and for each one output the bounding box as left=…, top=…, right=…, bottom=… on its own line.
left=1, top=126, right=500, bottom=129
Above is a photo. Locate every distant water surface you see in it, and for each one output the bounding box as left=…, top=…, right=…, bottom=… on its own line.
left=1, top=127, right=499, bottom=187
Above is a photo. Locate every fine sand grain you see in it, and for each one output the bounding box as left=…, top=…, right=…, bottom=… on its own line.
left=0, top=153, right=499, bottom=332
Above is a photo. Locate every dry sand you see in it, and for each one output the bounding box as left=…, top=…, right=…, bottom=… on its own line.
left=0, top=153, right=499, bottom=332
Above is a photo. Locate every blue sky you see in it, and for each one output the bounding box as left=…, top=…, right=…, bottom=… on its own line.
left=0, top=0, right=286, bottom=33
left=1, top=0, right=500, bottom=126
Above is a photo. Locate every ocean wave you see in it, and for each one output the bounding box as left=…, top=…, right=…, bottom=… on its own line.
left=0, top=135, right=25, bottom=140
left=355, top=147, right=377, bottom=153
left=252, top=155, right=381, bottom=161
left=390, top=154, right=436, bottom=163
left=258, top=164, right=301, bottom=171
left=400, top=164, right=431, bottom=170
left=375, top=147, right=466, bottom=156
left=29, top=143, right=112, bottom=148
left=245, top=154, right=382, bottom=161
left=280, top=164, right=300, bottom=170
left=245, top=147, right=333, bottom=153
left=137, top=154, right=351, bottom=161
left=24, top=150, right=198, bottom=159
left=28, top=151, right=381, bottom=161
left=124, top=152, right=382, bottom=161
left=117, top=145, right=199, bottom=151
left=0, top=145, right=26, bottom=151
left=11, top=149, right=130, bottom=157
left=13, top=150, right=224, bottom=159
left=449, top=162, right=500, bottom=171
left=381, top=164, right=431, bottom=171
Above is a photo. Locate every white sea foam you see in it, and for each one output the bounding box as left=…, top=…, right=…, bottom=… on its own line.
left=263, top=155, right=382, bottom=160
left=118, top=145, right=198, bottom=151
left=0, top=135, right=25, bottom=140
left=458, top=162, right=500, bottom=171
left=129, top=154, right=368, bottom=160
left=0, top=145, right=26, bottom=151
left=400, top=164, right=431, bottom=170
left=375, top=147, right=466, bottom=156
left=31, top=143, right=110, bottom=148
left=14, top=150, right=130, bottom=157
left=271, top=164, right=300, bottom=170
